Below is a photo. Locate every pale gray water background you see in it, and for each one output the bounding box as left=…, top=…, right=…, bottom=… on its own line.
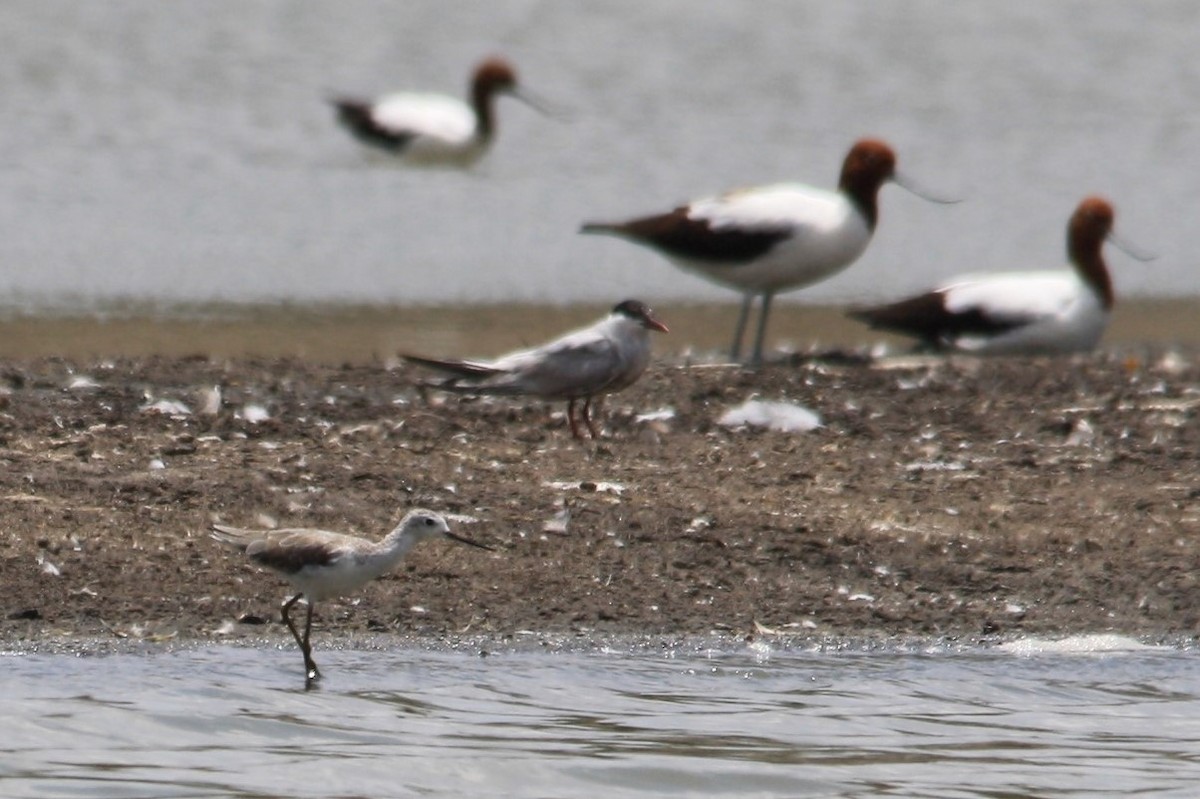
left=0, top=1, right=1196, bottom=312
left=3, top=639, right=1200, bottom=797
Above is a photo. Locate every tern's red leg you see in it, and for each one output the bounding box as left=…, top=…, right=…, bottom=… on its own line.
left=567, top=398, right=584, bottom=439
left=581, top=398, right=600, bottom=439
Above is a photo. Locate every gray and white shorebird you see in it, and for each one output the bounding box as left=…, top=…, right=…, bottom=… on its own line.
left=403, top=299, right=669, bottom=439
left=330, top=57, right=545, bottom=167
left=581, top=139, right=954, bottom=364
left=211, top=509, right=491, bottom=683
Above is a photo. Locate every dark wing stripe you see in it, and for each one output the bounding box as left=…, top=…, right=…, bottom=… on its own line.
left=402, top=354, right=501, bottom=378
left=249, top=541, right=338, bottom=574
left=849, top=291, right=1029, bottom=344
left=583, top=207, right=792, bottom=263
left=331, top=99, right=414, bottom=153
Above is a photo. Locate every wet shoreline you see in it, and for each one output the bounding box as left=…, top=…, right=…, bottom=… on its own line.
left=0, top=299, right=1195, bottom=362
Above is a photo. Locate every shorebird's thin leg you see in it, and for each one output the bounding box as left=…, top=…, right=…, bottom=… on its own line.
left=582, top=397, right=601, bottom=439
left=301, top=602, right=320, bottom=680
left=282, top=592, right=320, bottom=680
left=729, top=293, right=754, bottom=361
left=281, top=592, right=306, bottom=652
left=749, top=290, right=775, bottom=366
left=567, top=398, right=584, bottom=439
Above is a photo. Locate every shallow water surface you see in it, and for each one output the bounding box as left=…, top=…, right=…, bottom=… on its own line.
left=3, top=641, right=1199, bottom=797
left=0, top=2, right=1196, bottom=310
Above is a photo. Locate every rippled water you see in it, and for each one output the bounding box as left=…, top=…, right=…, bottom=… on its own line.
left=4, top=639, right=1199, bottom=797
left=0, top=1, right=1196, bottom=311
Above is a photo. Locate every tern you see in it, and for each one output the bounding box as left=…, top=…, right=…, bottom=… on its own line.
left=581, top=139, right=953, bottom=364
left=330, top=57, right=544, bottom=167
left=403, top=299, right=669, bottom=439
left=211, top=509, right=491, bottom=684
left=848, top=196, right=1153, bottom=354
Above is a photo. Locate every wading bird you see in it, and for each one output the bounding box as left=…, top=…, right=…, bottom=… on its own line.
left=581, top=139, right=953, bottom=364
left=211, top=509, right=491, bottom=683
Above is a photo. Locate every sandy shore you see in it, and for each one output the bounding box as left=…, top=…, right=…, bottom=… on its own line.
left=2, top=342, right=1198, bottom=650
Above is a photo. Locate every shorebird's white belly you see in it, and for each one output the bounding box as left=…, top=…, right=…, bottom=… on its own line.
left=290, top=553, right=388, bottom=601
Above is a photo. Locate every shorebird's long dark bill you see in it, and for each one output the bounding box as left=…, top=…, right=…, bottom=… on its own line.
left=893, top=172, right=961, bottom=205
left=447, top=530, right=494, bottom=551
left=1108, top=231, right=1157, bottom=262
left=512, top=87, right=568, bottom=120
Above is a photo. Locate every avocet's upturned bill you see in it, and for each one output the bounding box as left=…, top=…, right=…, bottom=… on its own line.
left=848, top=196, right=1153, bottom=355
left=404, top=300, right=668, bottom=440
left=330, top=57, right=544, bottom=167
left=211, top=509, right=491, bottom=685
left=581, top=139, right=954, bottom=364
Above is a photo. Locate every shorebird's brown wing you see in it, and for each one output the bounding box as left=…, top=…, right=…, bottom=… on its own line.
left=245, top=532, right=345, bottom=575
left=211, top=526, right=358, bottom=575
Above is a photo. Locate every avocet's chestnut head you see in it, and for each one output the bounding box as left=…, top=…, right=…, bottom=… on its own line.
left=837, top=139, right=897, bottom=228
left=472, top=57, right=519, bottom=97
left=1070, top=195, right=1159, bottom=262
left=1064, top=196, right=1118, bottom=307
left=1068, top=196, right=1116, bottom=255
left=839, top=138, right=957, bottom=227
left=612, top=299, right=670, bottom=333
left=840, top=139, right=897, bottom=191
left=1065, top=195, right=1158, bottom=313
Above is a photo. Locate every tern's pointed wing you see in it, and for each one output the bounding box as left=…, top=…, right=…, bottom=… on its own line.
left=461, top=323, right=628, bottom=399
left=508, top=336, right=626, bottom=398
left=401, top=353, right=503, bottom=378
